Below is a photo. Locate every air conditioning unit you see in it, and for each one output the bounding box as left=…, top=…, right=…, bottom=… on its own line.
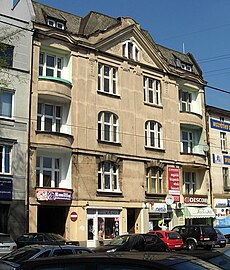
left=175, top=202, right=184, bottom=209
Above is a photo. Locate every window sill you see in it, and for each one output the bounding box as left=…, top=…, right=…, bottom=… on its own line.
left=36, top=130, right=73, bottom=138
left=97, top=140, right=121, bottom=146
left=38, top=76, right=72, bottom=88
left=180, top=152, right=206, bottom=157
left=179, top=111, right=202, bottom=118
left=97, top=190, right=123, bottom=197
left=144, top=102, right=163, bottom=109
left=145, top=146, right=165, bottom=152
left=97, top=90, right=121, bottom=99
left=0, top=117, right=15, bottom=126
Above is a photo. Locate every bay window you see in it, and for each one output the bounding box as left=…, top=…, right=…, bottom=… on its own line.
left=39, top=52, right=63, bottom=78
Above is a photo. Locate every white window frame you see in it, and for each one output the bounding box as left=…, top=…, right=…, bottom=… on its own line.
left=0, top=90, right=14, bottom=118
left=36, top=156, right=60, bottom=188
left=181, top=130, right=194, bottom=153
left=39, top=52, right=63, bottom=78
left=143, top=76, right=161, bottom=105
left=184, top=172, right=196, bottom=195
left=146, top=167, right=163, bottom=194
left=122, top=40, right=140, bottom=61
left=223, top=167, right=230, bottom=189
left=98, top=161, right=119, bottom=192
left=220, top=132, right=227, bottom=151
left=98, top=63, right=117, bottom=95
left=145, top=121, right=163, bottom=149
left=47, top=19, right=64, bottom=30
left=98, top=112, right=119, bottom=143
left=37, top=103, right=62, bottom=132
left=179, top=89, right=192, bottom=112
left=0, top=145, right=12, bottom=174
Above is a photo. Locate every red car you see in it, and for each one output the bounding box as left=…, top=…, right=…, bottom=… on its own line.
left=148, top=230, right=184, bottom=250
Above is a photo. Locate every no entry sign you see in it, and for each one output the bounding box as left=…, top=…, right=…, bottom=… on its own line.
left=70, top=211, right=78, bottom=222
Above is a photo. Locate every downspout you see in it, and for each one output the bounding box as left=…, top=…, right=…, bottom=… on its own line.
left=26, top=27, right=35, bottom=233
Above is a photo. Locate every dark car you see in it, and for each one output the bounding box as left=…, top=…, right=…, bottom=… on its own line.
left=93, top=233, right=169, bottom=253
left=15, top=233, right=79, bottom=249
left=12, top=252, right=223, bottom=270
left=0, top=233, right=17, bottom=258
left=0, top=244, right=93, bottom=269
left=172, top=225, right=217, bottom=250
left=214, top=228, right=227, bottom=248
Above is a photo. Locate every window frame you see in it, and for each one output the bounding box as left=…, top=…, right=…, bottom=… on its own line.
left=0, top=90, right=14, bottom=118
left=0, top=144, right=12, bottom=174
left=223, top=167, right=230, bottom=190
left=181, top=130, right=194, bottom=153
left=98, top=63, right=117, bottom=95
left=220, top=132, right=227, bottom=151
left=39, top=52, right=63, bottom=78
left=143, top=76, right=161, bottom=105
left=145, top=120, right=163, bottom=149
left=37, top=103, right=62, bottom=132
left=122, top=40, right=140, bottom=61
left=98, top=161, right=120, bottom=192
left=179, top=89, right=192, bottom=112
left=36, top=156, right=61, bottom=188
left=184, top=171, right=196, bottom=195
left=146, top=167, right=163, bottom=194
left=98, top=112, right=119, bottom=143
left=0, top=43, right=14, bottom=67
left=47, top=18, right=65, bottom=30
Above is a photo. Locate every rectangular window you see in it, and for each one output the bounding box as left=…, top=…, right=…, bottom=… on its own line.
left=0, top=44, right=14, bottom=67
left=223, top=168, right=230, bottom=190
left=36, top=156, right=60, bottom=187
left=179, top=90, right=192, bottom=112
left=181, top=130, right=193, bottom=153
left=220, top=132, right=227, bottom=151
left=37, top=103, right=62, bottom=132
left=39, top=52, right=63, bottom=78
left=0, top=145, right=11, bottom=174
left=146, top=167, right=163, bottom=194
left=184, top=172, right=196, bottom=195
left=98, top=161, right=119, bottom=192
left=98, top=63, right=117, bottom=95
left=143, top=77, right=161, bottom=105
left=0, top=91, right=13, bottom=118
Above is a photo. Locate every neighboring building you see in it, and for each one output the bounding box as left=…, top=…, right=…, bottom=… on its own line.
left=206, top=106, right=230, bottom=231
left=0, top=0, right=34, bottom=237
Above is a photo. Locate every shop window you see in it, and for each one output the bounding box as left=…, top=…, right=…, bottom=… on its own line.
left=146, top=167, right=163, bottom=194
left=36, top=156, right=60, bottom=188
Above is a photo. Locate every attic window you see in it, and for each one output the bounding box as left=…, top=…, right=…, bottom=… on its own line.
left=122, top=40, right=140, bottom=62
left=181, top=62, right=192, bottom=72
left=47, top=18, right=65, bottom=30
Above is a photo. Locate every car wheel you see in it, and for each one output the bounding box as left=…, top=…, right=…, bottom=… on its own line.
left=187, top=240, right=196, bottom=250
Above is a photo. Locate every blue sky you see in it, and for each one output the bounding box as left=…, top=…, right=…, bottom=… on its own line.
left=36, top=0, right=230, bottom=111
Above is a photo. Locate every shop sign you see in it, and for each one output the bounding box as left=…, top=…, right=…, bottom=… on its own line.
left=210, top=119, right=230, bottom=132
left=36, top=188, right=72, bottom=202
left=98, top=210, right=120, bottom=215
left=150, top=203, right=167, bottom=213
left=168, top=167, right=180, bottom=203
left=0, top=179, right=12, bottom=200
left=184, top=195, right=208, bottom=205
left=214, top=198, right=228, bottom=207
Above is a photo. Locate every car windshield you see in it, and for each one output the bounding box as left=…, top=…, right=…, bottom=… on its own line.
left=167, top=232, right=182, bottom=239
left=105, top=235, right=129, bottom=246
left=1, top=246, right=40, bottom=263
left=48, top=234, right=66, bottom=242
left=208, top=254, right=230, bottom=270
left=0, top=235, right=13, bottom=243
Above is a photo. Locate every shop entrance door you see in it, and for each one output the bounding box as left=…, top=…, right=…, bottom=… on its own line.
left=87, top=216, right=97, bottom=248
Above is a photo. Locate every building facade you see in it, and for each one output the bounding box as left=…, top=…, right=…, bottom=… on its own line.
left=206, top=106, right=230, bottom=232
left=0, top=0, right=34, bottom=238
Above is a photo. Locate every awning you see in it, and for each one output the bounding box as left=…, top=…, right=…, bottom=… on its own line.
left=184, top=206, right=215, bottom=219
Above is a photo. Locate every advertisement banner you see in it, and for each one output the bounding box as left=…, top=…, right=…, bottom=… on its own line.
left=168, top=167, right=180, bottom=202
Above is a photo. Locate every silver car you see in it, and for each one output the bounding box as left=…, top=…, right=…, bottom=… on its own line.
left=0, top=233, right=17, bottom=258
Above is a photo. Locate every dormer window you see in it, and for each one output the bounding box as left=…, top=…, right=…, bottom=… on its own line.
left=181, top=62, right=192, bottom=72
left=47, top=18, right=65, bottom=30
left=122, top=40, right=140, bottom=61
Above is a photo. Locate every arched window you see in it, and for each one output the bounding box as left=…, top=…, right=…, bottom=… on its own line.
left=145, top=121, right=163, bottom=149
left=122, top=40, right=140, bottom=61
left=98, top=112, right=119, bottom=143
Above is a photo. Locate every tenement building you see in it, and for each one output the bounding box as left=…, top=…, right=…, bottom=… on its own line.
left=1, top=0, right=215, bottom=246
left=206, top=106, right=230, bottom=235
left=0, top=0, right=34, bottom=238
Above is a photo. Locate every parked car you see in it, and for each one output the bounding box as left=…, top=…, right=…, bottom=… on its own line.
left=15, top=233, right=79, bottom=248
left=0, top=244, right=93, bottom=269
left=93, top=233, right=169, bottom=253
left=214, top=228, right=227, bottom=248
left=0, top=233, right=17, bottom=258
left=148, top=230, right=184, bottom=250
left=172, top=225, right=217, bottom=250
left=10, top=251, right=224, bottom=270
left=214, top=227, right=230, bottom=244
